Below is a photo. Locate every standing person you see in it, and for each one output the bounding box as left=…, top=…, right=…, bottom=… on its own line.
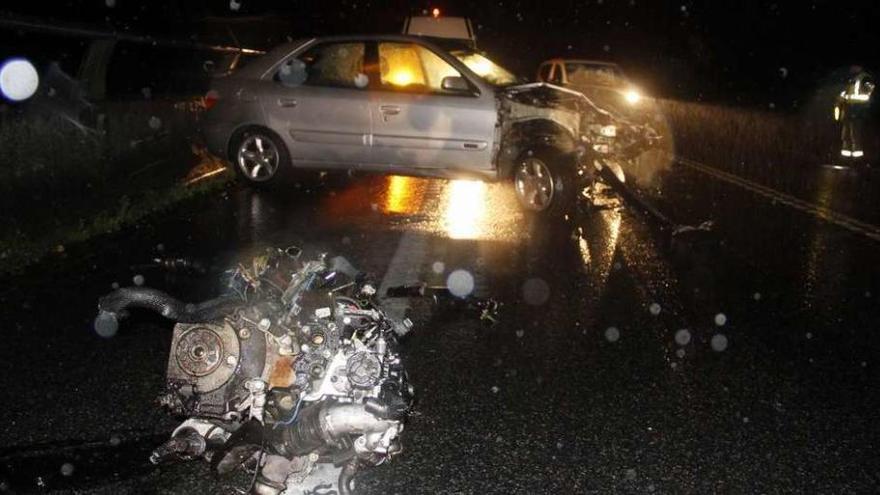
left=834, top=67, right=874, bottom=160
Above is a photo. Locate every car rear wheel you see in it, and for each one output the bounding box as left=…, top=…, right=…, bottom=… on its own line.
left=231, top=128, right=291, bottom=186
left=513, top=147, right=577, bottom=216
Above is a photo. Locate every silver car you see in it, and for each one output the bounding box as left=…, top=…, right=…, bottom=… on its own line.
left=203, top=35, right=615, bottom=215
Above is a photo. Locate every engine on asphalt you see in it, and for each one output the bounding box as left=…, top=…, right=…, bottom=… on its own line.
left=97, top=247, right=415, bottom=494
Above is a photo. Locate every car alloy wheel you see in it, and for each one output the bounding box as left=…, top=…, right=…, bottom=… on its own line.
left=237, top=134, right=280, bottom=182
left=514, top=157, right=556, bottom=211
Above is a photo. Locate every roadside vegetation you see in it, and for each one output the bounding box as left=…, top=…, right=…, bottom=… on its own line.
left=0, top=99, right=229, bottom=274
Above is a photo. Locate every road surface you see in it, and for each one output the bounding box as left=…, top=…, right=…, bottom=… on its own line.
left=1, top=157, right=879, bottom=494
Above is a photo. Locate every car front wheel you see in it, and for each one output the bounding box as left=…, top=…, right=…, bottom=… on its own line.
left=513, top=147, right=576, bottom=216
left=231, top=128, right=291, bottom=186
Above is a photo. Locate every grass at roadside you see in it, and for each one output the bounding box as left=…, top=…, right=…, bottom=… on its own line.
left=0, top=100, right=231, bottom=274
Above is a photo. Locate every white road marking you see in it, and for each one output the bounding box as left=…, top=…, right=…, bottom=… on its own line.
left=676, top=156, right=880, bottom=243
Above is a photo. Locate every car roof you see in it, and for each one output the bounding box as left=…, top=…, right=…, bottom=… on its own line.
left=233, top=34, right=492, bottom=92
left=542, top=58, right=622, bottom=68
left=236, top=34, right=462, bottom=79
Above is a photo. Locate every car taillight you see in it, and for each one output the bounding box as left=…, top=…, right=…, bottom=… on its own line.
left=203, top=90, right=219, bottom=110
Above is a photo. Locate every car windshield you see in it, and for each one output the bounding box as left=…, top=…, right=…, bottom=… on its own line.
left=451, top=50, right=519, bottom=87
left=565, top=62, right=625, bottom=86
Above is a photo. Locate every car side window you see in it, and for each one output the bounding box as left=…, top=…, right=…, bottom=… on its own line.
left=548, top=64, right=563, bottom=84
left=276, top=42, right=367, bottom=89
left=377, top=42, right=462, bottom=93
left=538, top=63, right=552, bottom=82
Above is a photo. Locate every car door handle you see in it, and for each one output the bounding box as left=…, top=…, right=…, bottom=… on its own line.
left=379, top=105, right=400, bottom=115
left=277, top=98, right=298, bottom=108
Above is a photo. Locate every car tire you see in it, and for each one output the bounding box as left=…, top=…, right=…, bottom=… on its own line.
left=513, top=146, right=577, bottom=217
left=229, top=127, right=292, bottom=187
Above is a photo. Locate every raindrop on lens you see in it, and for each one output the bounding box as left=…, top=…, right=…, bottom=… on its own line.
left=605, top=326, right=620, bottom=342
left=711, top=334, right=728, bottom=352
left=522, top=278, right=550, bottom=306
left=0, top=58, right=39, bottom=101
left=148, top=116, right=161, bottom=130
left=714, top=313, right=727, bottom=326
left=674, top=329, right=691, bottom=346
left=133, top=274, right=145, bottom=286
left=60, top=463, right=74, bottom=477
left=431, top=261, right=445, bottom=274
left=649, top=303, right=661, bottom=316
left=446, top=269, right=475, bottom=298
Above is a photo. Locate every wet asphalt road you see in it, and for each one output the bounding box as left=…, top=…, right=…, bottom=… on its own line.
left=1, top=156, right=880, bottom=494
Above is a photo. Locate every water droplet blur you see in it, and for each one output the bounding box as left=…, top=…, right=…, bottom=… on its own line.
left=133, top=274, right=145, bottom=286
left=753, top=292, right=761, bottom=301
left=490, top=385, right=499, bottom=394
left=111, top=282, right=120, bottom=290
left=649, top=302, right=661, bottom=316
left=431, top=261, right=445, bottom=274
left=229, top=0, right=242, bottom=11
left=446, top=269, right=475, bottom=298
left=60, top=462, right=74, bottom=477
left=522, top=278, right=550, bottom=306
left=605, top=326, right=620, bottom=342
left=515, top=329, right=524, bottom=338
left=674, top=329, right=691, bottom=346
left=711, top=333, right=728, bottom=352
left=0, top=58, right=40, bottom=101
left=714, top=313, right=727, bottom=326
left=148, top=116, right=162, bottom=130
left=675, top=348, right=686, bottom=358
left=805, top=332, right=813, bottom=340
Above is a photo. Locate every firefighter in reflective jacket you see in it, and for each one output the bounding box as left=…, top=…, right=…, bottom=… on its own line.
left=835, top=69, right=874, bottom=158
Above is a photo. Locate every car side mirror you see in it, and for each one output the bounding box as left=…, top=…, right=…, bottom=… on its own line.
left=441, top=76, right=471, bottom=93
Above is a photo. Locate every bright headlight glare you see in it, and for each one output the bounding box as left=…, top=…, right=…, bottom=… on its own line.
left=624, top=89, right=641, bottom=104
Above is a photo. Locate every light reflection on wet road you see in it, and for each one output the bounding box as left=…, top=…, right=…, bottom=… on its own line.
left=1, top=161, right=880, bottom=493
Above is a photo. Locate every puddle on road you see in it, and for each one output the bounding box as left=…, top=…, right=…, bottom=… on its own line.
left=321, top=175, right=525, bottom=243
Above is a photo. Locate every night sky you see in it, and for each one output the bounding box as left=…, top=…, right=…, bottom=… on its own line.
left=2, top=1, right=879, bottom=106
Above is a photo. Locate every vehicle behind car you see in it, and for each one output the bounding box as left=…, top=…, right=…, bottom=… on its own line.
left=537, top=58, right=647, bottom=118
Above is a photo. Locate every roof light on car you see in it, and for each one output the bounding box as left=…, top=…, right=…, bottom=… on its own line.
left=624, top=88, right=641, bottom=105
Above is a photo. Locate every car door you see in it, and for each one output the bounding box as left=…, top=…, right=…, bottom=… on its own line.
left=367, top=40, right=497, bottom=173
left=260, top=41, right=372, bottom=168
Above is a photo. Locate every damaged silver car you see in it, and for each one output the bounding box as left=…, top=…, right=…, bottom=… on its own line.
left=202, top=35, right=656, bottom=216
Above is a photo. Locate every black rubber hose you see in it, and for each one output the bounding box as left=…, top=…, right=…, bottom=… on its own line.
left=94, top=287, right=240, bottom=337
left=337, top=459, right=359, bottom=495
